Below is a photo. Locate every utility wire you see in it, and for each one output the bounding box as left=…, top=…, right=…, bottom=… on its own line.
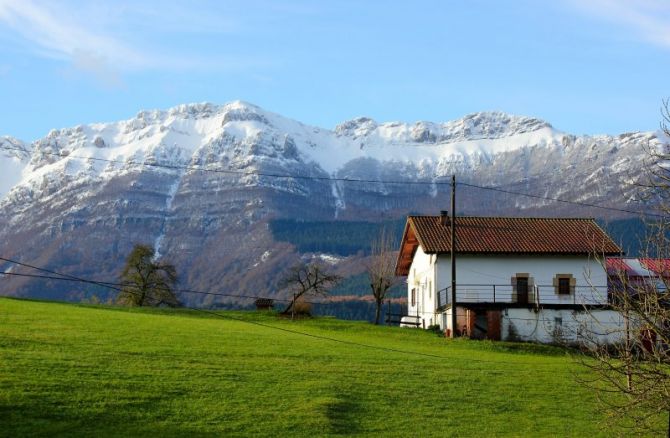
left=0, top=145, right=453, bottom=187
left=0, top=267, right=401, bottom=306
left=1, top=144, right=664, bottom=218
left=0, top=270, right=283, bottom=301
left=458, top=181, right=666, bottom=219
left=0, top=255, right=582, bottom=372
left=190, top=306, right=578, bottom=372
left=0, top=265, right=325, bottom=305
left=0, top=258, right=398, bottom=306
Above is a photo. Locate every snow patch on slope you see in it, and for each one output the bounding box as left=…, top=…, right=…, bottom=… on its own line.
left=331, top=181, right=346, bottom=218
left=153, top=171, right=183, bottom=261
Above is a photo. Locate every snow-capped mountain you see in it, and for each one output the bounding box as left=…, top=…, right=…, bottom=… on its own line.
left=0, top=101, right=663, bottom=302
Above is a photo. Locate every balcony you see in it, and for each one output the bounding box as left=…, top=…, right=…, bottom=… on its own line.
left=436, top=284, right=609, bottom=310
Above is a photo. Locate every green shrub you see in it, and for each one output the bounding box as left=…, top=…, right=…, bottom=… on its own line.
left=427, top=324, right=444, bottom=336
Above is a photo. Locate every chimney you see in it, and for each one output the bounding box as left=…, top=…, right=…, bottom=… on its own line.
left=440, top=210, right=450, bottom=226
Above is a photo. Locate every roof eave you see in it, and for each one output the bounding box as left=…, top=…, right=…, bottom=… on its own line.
left=395, top=219, right=418, bottom=276
left=429, top=250, right=622, bottom=256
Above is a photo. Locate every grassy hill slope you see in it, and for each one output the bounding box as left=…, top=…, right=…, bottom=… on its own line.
left=0, top=298, right=629, bottom=436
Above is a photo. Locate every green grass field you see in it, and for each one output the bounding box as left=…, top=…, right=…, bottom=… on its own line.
left=0, top=297, right=639, bottom=436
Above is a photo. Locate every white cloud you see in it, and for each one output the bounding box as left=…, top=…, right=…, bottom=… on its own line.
left=0, top=0, right=147, bottom=86
left=0, top=1, right=149, bottom=65
left=566, top=0, right=670, bottom=49
left=0, top=0, right=274, bottom=86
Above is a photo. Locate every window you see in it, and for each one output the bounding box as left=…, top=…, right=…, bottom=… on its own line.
left=428, top=280, right=432, bottom=299
left=411, top=288, right=416, bottom=307
left=554, top=317, right=563, bottom=327
left=554, top=274, right=575, bottom=295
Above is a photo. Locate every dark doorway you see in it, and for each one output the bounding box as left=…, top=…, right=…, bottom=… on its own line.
left=472, top=312, right=488, bottom=339
left=487, top=311, right=501, bottom=340
left=466, top=310, right=501, bottom=340
left=517, top=277, right=529, bottom=304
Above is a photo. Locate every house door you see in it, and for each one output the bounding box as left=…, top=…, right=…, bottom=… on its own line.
left=517, top=278, right=529, bottom=304
left=472, top=312, right=488, bottom=340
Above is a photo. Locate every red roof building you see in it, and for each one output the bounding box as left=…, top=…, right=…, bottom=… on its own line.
left=396, top=215, right=621, bottom=276
left=394, top=213, right=624, bottom=345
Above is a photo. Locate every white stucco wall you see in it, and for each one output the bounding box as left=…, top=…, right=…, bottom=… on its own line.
left=502, top=308, right=624, bottom=345
left=432, top=307, right=624, bottom=344
left=404, top=247, right=622, bottom=343
left=435, top=254, right=609, bottom=306
left=406, top=246, right=437, bottom=327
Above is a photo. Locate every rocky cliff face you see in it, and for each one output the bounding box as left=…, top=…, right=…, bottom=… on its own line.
left=0, top=101, right=663, bottom=302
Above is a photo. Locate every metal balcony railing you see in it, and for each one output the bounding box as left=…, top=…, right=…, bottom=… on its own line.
left=435, top=284, right=609, bottom=309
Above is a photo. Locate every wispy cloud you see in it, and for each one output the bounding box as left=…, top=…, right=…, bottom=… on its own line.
left=69, top=50, right=124, bottom=89
left=0, top=0, right=148, bottom=86
left=566, top=0, right=670, bottom=49
left=0, top=0, right=275, bottom=87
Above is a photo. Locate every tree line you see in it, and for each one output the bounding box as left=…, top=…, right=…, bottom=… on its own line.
left=113, top=229, right=400, bottom=326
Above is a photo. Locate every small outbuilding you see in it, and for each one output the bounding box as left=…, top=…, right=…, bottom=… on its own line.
left=254, top=298, right=275, bottom=311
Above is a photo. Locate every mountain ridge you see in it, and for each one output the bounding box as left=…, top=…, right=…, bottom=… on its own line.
left=1, top=100, right=661, bottom=205
left=0, top=101, right=664, bottom=303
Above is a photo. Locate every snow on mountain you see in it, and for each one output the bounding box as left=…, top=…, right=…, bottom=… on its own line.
left=1, top=100, right=664, bottom=224
left=1, top=101, right=569, bottom=204
left=0, top=100, right=665, bottom=303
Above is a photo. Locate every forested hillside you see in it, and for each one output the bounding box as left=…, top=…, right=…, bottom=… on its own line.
left=272, top=217, right=651, bottom=258
left=269, top=219, right=405, bottom=256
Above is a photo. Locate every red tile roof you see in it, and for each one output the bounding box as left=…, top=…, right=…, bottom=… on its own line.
left=606, top=258, right=670, bottom=280
left=396, top=215, right=621, bottom=276
left=639, top=258, right=670, bottom=276
left=606, top=258, right=637, bottom=276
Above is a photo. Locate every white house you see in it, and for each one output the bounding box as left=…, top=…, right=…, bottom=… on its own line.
left=395, top=213, right=625, bottom=345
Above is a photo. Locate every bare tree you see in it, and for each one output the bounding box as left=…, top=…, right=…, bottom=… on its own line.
left=367, top=227, right=399, bottom=325
left=116, top=244, right=180, bottom=307
left=579, top=253, right=670, bottom=434
left=280, top=263, right=341, bottom=315
left=577, top=101, right=670, bottom=435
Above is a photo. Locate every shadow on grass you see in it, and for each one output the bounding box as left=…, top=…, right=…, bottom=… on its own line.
left=0, top=395, right=204, bottom=437
left=322, top=393, right=363, bottom=435
left=474, top=339, right=574, bottom=357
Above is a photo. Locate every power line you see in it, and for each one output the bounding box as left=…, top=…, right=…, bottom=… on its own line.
left=0, top=145, right=453, bottom=187
left=458, top=181, right=665, bottom=219
left=0, top=258, right=398, bottom=306
left=0, top=256, right=116, bottom=290
left=189, top=306, right=579, bottom=372
left=0, top=267, right=401, bottom=309
left=0, top=255, right=582, bottom=372
left=0, top=270, right=276, bottom=300
left=1, top=144, right=663, bottom=218
left=0, top=266, right=328, bottom=305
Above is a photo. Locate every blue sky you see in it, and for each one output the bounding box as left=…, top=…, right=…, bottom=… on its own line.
left=0, top=0, right=669, bottom=141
